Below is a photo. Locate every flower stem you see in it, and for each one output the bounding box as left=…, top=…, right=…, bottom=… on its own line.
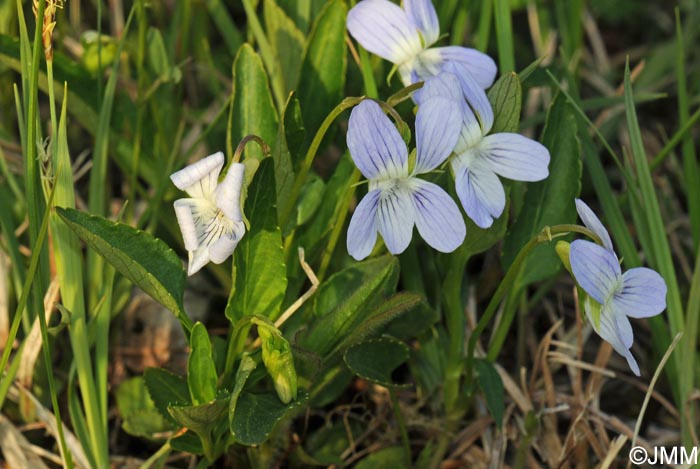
left=232, top=134, right=271, bottom=164
left=317, top=168, right=361, bottom=281
left=464, top=224, right=599, bottom=390
left=279, top=96, right=364, bottom=228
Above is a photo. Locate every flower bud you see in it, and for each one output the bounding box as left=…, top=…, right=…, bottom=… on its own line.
left=256, top=322, right=298, bottom=404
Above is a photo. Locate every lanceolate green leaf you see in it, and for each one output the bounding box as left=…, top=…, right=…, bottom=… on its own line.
left=231, top=44, right=279, bottom=161
left=296, top=0, right=347, bottom=142
left=55, top=208, right=191, bottom=329
left=228, top=356, right=257, bottom=433
left=226, top=158, right=287, bottom=323
left=264, top=0, right=306, bottom=94
left=487, top=72, right=522, bottom=133
left=299, top=256, right=399, bottom=359
left=501, top=94, right=582, bottom=286
left=273, top=93, right=305, bottom=224
left=188, top=323, right=219, bottom=405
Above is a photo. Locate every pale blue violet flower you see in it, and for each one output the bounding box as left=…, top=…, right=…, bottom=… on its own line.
left=346, top=0, right=497, bottom=92
left=346, top=99, right=465, bottom=260
left=171, top=152, right=246, bottom=276
left=420, top=70, right=550, bottom=228
left=569, top=199, right=667, bottom=376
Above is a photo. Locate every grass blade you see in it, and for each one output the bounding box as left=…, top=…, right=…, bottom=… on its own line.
left=674, top=8, right=700, bottom=253
left=493, top=0, right=514, bottom=73
left=623, top=61, right=685, bottom=417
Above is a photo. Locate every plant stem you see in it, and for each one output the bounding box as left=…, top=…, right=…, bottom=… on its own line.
left=279, top=96, right=363, bottom=227
left=44, top=61, right=74, bottom=469
left=465, top=224, right=599, bottom=389
left=317, top=168, right=361, bottom=281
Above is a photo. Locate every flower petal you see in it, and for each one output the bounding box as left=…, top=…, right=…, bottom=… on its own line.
left=428, top=46, right=497, bottom=89
left=588, top=298, right=640, bottom=376
left=215, top=163, right=245, bottom=221
left=347, top=100, right=408, bottom=180
left=444, top=61, right=494, bottom=134
left=420, top=72, right=482, bottom=151
left=347, top=0, right=422, bottom=64
left=411, top=179, right=465, bottom=252
left=347, top=189, right=381, bottom=261
left=612, top=267, right=667, bottom=318
left=477, top=133, right=550, bottom=182
left=170, top=152, right=224, bottom=199
left=188, top=247, right=211, bottom=276
left=376, top=184, right=416, bottom=255
left=403, top=0, right=440, bottom=46
left=420, top=71, right=463, bottom=101
left=575, top=199, right=614, bottom=253
left=452, top=158, right=505, bottom=228
left=173, top=199, right=200, bottom=252
left=209, top=224, right=245, bottom=264
left=569, top=240, right=621, bottom=305
left=414, top=97, right=462, bottom=173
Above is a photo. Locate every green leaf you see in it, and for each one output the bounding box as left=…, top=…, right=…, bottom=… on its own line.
left=295, top=173, right=325, bottom=226
left=188, top=322, right=219, bottom=405
left=226, top=158, right=288, bottom=323
left=147, top=28, right=170, bottom=80
left=294, top=153, right=354, bottom=261
left=115, top=377, right=174, bottom=438
left=230, top=390, right=308, bottom=445
left=344, top=338, right=410, bottom=388
left=474, top=359, right=505, bottom=429
left=276, top=0, right=312, bottom=32
left=273, top=93, right=305, bottom=225
left=501, top=94, right=582, bottom=286
left=331, top=293, right=423, bottom=360
left=228, top=356, right=257, bottom=433
left=299, top=256, right=399, bottom=358
left=264, top=0, right=306, bottom=94
left=231, top=44, right=279, bottom=161
left=296, top=0, right=347, bottom=140
left=168, top=397, right=229, bottom=438
left=55, top=208, right=190, bottom=327
left=487, top=72, right=522, bottom=133
left=383, top=301, right=439, bottom=340
left=143, top=367, right=190, bottom=425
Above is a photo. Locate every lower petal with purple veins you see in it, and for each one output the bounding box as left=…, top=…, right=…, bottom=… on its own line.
left=477, top=133, right=550, bottom=182
left=453, top=158, right=505, bottom=229
left=410, top=179, right=466, bottom=252
left=376, top=184, right=416, bottom=255
left=347, top=189, right=382, bottom=261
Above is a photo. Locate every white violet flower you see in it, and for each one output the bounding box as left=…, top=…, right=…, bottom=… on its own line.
left=170, top=152, right=246, bottom=276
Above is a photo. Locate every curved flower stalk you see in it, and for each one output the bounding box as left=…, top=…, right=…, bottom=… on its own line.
left=568, top=199, right=667, bottom=376
left=346, top=0, right=496, bottom=91
left=421, top=70, right=550, bottom=228
left=346, top=99, right=466, bottom=260
left=171, top=152, right=246, bottom=276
